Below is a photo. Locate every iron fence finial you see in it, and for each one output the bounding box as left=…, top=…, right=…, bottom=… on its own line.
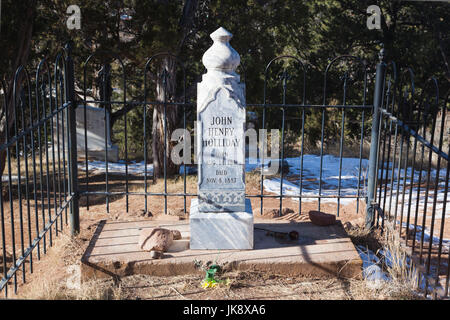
left=378, top=44, right=385, bottom=63
left=64, top=40, right=73, bottom=56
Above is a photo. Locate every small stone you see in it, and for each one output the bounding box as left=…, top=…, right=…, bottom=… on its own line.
left=254, top=208, right=278, bottom=218
left=150, top=250, right=163, bottom=259
left=262, top=159, right=290, bottom=175
left=138, top=228, right=174, bottom=252
left=221, top=261, right=232, bottom=272
left=343, top=222, right=353, bottom=230
left=288, top=230, right=299, bottom=240
left=168, top=208, right=186, bottom=217
left=265, top=209, right=278, bottom=217
left=254, top=207, right=296, bottom=218
left=308, top=210, right=336, bottom=226
left=282, top=208, right=295, bottom=216
left=140, top=209, right=153, bottom=217
left=170, top=229, right=182, bottom=240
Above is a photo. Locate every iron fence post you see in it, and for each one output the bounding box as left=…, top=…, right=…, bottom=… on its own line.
left=65, top=41, right=80, bottom=235
left=365, top=50, right=386, bottom=230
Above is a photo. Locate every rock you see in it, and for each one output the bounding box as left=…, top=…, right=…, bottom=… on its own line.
left=139, top=209, right=153, bottom=217
left=282, top=208, right=295, bottom=215
left=168, top=208, right=186, bottom=217
left=308, top=210, right=336, bottom=226
left=254, top=208, right=278, bottom=218
left=171, top=229, right=182, bottom=240
left=261, top=159, right=290, bottom=175
left=343, top=222, right=353, bottom=230
left=150, top=250, right=163, bottom=259
left=138, top=228, right=174, bottom=252
left=262, top=208, right=279, bottom=218
left=288, top=230, right=299, bottom=240
left=254, top=207, right=295, bottom=218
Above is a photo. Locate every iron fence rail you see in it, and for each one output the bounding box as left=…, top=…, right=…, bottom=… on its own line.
left=79, top=54, right=370, bottom=219
left=0, top=46, right=78, bottom=296
left=374, top=59, right=449, bottom=298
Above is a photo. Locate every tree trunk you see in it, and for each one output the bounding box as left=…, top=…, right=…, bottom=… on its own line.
left=0, top=3, right=36, bottom=177
left=150, top=0, right=198, bottom=180
left=152, top=58, right=179, bottom=179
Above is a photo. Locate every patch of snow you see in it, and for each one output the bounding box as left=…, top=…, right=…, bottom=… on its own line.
left=78, top=155, right=448, bottom=217
left=179, top=165, right=197, bottom=175
left=80, top=160, right=153, bottom=176
left=247, top=155, right=448, bottom=213
left=2, top=175, right=25, bottom=183
left=249, top=155, right=369, bottom=204
left=376, top=159, right=449, bottom=218
left=401, top=222, right=450, bottom=254
left=356, top=245, right=390, bottom=289
left=356, top=243, right=446, bottom=295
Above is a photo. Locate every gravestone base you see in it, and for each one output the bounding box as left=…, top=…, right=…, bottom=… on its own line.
left=190, top=198, right=253, bottom=250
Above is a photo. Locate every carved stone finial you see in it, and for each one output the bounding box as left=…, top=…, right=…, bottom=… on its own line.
left=202, top=27, right=240, bottom=73
left=210, top=27, right=233, bottom=42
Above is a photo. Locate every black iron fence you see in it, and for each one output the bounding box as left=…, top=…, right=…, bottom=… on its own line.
left=371, top=58, right=449, bottom=298
left=0, top=43, right=448, bottom=299
left=0, top=44, right=79, bottom=296
left=78, top=53, right=371, bottom=218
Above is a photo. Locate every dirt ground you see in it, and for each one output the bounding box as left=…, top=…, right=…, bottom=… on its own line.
left=9, top=215, right=419, bottom=300
left=0, top=169, right=443, bottom=300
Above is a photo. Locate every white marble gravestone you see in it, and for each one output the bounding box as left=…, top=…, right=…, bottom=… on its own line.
left=76, top=105, right=119, bottom=162
left=190, top=27, right=253, bottom=250
left=52, top=105, right=119, bottom=162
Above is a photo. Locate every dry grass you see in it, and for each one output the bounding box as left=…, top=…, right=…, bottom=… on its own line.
left=126, top=171, right=262, bottom=194
left=375, top=221, right=422, bottom=299
left=345, top=221, right=424, bottom=300
left=345, top=223, right=382, bottom=253
left=127, top=174, right=198, bottom=194
left=3, top=155, right=65, bottom=178
left=22, top=277, right=124, bottom=300
left=17, top=268, right=422, bottom=300
left=15, top=225, right=124, bottom=300
left=107, top=271, right=379, bottom=300
left=283, top=133, right=371, bottom=159
left=19, top=268, right=390, bottom=300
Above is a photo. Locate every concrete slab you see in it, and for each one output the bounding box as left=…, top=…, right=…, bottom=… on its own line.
left=81, top=219, right=362, bottom=281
